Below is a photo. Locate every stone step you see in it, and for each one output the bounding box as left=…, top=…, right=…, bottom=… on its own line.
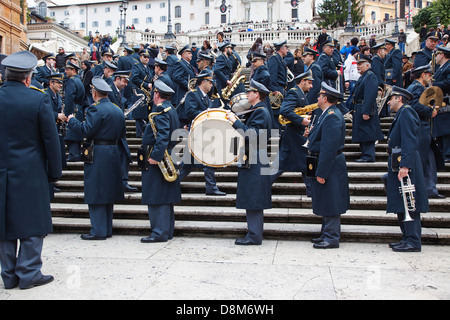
left=50, top=216, right=450, bottom=245
left=50, top=204, right=450, bottom=229
left=51, top=192, right=450, bottom=212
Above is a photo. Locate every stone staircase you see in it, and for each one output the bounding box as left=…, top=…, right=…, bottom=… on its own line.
left=51, top=115, right=450, bottom=245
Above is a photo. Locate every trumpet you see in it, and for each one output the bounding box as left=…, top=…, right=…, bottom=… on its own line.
left=399, top=174, right=415, bottom=222
left=287, top=67, right=294, bottom=83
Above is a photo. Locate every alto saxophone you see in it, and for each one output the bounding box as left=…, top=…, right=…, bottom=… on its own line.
left=148, top=107, right=179, bottom=182
left=221, top=63, right=246, bottom=101
left=278, top=103, right=319, bottom=125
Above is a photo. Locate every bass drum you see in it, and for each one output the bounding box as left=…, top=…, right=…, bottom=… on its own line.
left=188, top=109, right=243, bottom=168
left=229, top=93, right=251, bottom=113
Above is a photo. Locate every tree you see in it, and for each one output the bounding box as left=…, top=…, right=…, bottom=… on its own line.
left=412, top=0, right=450, bottom=32
left=317, top=0, right=363, bottom=29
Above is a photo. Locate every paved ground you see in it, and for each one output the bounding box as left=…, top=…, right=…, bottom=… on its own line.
left=1, top=234, right=449, bottom=300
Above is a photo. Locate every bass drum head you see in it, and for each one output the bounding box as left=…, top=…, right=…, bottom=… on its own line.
left=188, top=109, right=243, bottom=167
left=230, top=93, right=251, bottom=113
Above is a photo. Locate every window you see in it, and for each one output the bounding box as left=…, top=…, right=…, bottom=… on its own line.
left=80, top=9, right=84, bottom=15
left=50, top=12, right=55, bottom=17
left=94, top=8, right=97, bottom=13
left=205, top=12, right=209, bottom=25
left=132, top=5, right=138, bottom=10
left=292, top=8, right=298, bottom=19
left=105, top=7, right=110, bottom=13
left=38, top=2, right=47, bottom=17
left=175, top=6, right=181, bottom=18
left=105, top=20, right=112, bottom=26
left=175, top=23, right=181, bottom=33
left=64, top=11, right=69, bottom=16
left=160, top=2, right=165, bottom=8
left=132, top=18, right=139, bottom=24
left=221, top=14, right=226, bottom=24
left=205, top=0, right=210, bottom=7
left=92, top=21, right=98, bottom=27
left=80, top=22, right=85, bottom=28
left=160, top=16, right=167, bottom=22
left=146, top=4, right=151, bottom=9
left=146, top=17, right=153, bottom=23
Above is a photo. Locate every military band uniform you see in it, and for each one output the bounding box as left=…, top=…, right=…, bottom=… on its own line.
left=64, top=62, right=86, bottom=162
left=130, top=49, right=154, bottom=137
left=431, top=48, right=450, bottom=161
left=305, top=60, right=323, bottom=104
left=108, top=74, right=135, bottom=192
left=141, top=81, right=181, bottom=242
left=172, top=46, right=197, bottom=126
left=386, top=88, right=428, bottom=251
left=384, top=40, right=403, bottom=87
left=44, top=75, right=67, bottom=169
left=35, top=55, right=55, bottom=88
left=0, top=51, right=62, bottom=289
left=213, top=42, right=234, bottom=104
left=180, top=71, right=226, bottom=196
left=273, top=74, right=311, bottom=195
left=317, top=45, right=339, bottom=89
left=67, top=79, right=125, bottom=239
left=407, top=76, right=440, bottom=198
left=347, top=61, right=384, bottom=162
left=117, top=47, right=137, bottom=108
left=307, top=83, right=349, bottom=248
left=267, top=49, right=287, bottom=130
left=413, top=45, right=434, bottom=69
left=232, top=97, right=272, bottom=245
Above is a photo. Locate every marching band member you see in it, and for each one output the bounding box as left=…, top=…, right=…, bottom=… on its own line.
left=346, top=54, right=384, bottom=162
left=35, top=53, right=56, bottom=87
left=154, top=58, right=174, bottom=90
left=226, top=80, right=272, bottom=245
left=268, top=40, right=288, bottom=130
left=272, top=71, right=314, bottom=197
left=214, top=41, right=234, bottom=104
left=0, top=50, right=62, bottom=290
left=108, top=71, right=137, bottom=193
left=130, top=48, right=153, bottom=137
left=64, top=61, right=86, bottom=162
left=67, top=77, right=125, bottom=240
left=407, top=65, right=443, bottom=199
left=307, top=83, right=349, bottom=249
left=414, top=32, right=440, bottom=68
left=302, top=47, right=323, bottom=104
left=432, top=46, right=450, bottom=162
left=371, top=43, right=389, bottom=117
left=164, top=44, right=179, bottom=77
left=92, top=48, right=114, bottom=77
left=385, top=86, right=428, bottom=252
left=173, top=44, right=197, bottom=127
left=317, top=39, right=341, bottom=89
left=141, top=80, right=181, bottom=243
left=179, top=69, right=226, bottom=196
left=384, top=39, right=403, bottom=87
left=45, top=73, right=67, bottom=170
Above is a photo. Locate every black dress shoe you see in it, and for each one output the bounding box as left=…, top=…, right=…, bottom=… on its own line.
left=20, top=275, right=54, bottom=290
left=389, top=240, right=405, bottom=248
left=311, top=237, right=324, bottom=244
left=313, top=241, right=339, bottom=249
left=53, top=186, right=61, bottom=192
left=429, top=194, right=446, bottom=199
left=392, top=243, right=421, bottom=252
left=235, top=237, right=260, bottom=245
left=140, top=236, right=166, bottom=243
left=4, top=280, right=19, bottom=290
left=80, top=234, right=106, bottom=240
left=206, top=190, right=227, bottom=196
left=124, top=184, right=138, bottom=192
left=355, top=158, right=375, bottom=163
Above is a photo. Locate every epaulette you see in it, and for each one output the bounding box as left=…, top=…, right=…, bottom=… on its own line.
left=112, top=103, right=120, bottom=109
left=30, top=85, right=45, bottom=93
left=327, top=109, right=335, bottom=115
left=192, top=89, right=197, bottom=92
left=290, top=87, right=298, bottom=91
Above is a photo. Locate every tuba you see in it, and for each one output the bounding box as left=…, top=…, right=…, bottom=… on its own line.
left=147, top=107, right=179, bottom=182
left=221, top=63, right=246, bottom=101
left=278, top=103, right=319, bottom=125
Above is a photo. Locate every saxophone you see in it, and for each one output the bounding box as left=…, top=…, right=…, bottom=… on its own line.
left=221, top=63, right=246, bottom=101
left=278, top=103, right=319, bottom=125
left=147, top=107, right=179, bottom=182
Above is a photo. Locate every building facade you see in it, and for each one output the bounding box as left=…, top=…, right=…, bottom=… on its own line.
left=0, top=0, right=28, bottom=54
left=31, top=0, right=315, bottom=37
